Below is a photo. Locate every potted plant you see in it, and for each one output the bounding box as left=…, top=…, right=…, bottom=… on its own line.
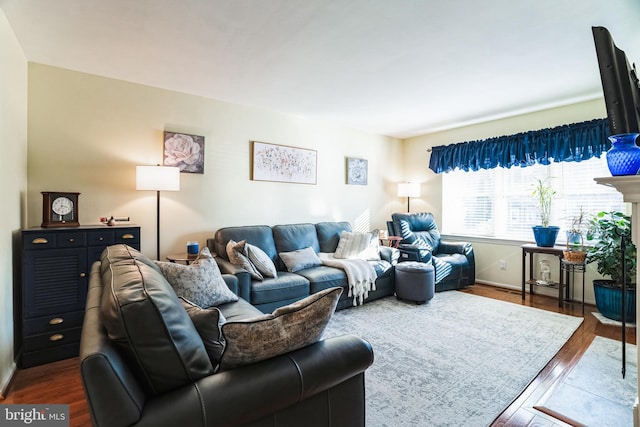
left=563, top=206, right=587, bottom=263
left=585, top=211, right=636, bottom=322
left=531, top=178, right=559, bottom=247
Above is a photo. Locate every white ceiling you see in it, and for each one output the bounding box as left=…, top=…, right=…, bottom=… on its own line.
left=2, top=0, right=639, bottom=138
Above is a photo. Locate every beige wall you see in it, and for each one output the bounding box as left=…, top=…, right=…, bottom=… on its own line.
left=27, top=64, right=404, bottom=260
left=0, top=10, right=27, bottom=397
left=404, top=99, right=610, bottom=304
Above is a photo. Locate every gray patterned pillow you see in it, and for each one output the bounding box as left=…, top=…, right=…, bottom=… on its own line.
left=180, top=297, right=226, bottom=369
left=218, top=287, right=342, bottom=371
left=279, top=246, right=322, bottom=272
left=226, top=239, right=264, bottom=280
left=156, top=247, right=238, bottom=308
left=245, top=243, right=277, bottom=278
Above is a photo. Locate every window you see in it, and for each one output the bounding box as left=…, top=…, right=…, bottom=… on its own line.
left=442, top=156, right=625, bottom=242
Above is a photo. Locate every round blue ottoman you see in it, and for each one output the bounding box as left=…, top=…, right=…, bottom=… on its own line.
left=395, top=261, right=435, bottom=304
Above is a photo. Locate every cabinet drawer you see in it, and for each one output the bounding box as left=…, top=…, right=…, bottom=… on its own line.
left=115, top=228, right=140, bottom=245
left=23, top=326, right=82, bottom=352
left=23, top=310, right=84, bottom=335
left=57, top=231, right=87, bottom=248
left=23, top=233, right=57, bottom=250
left=88, top=230, right=115, bottom=246
left=21, top=342, right=79, bottom=368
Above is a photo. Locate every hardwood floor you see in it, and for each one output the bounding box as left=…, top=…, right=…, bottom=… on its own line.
left=1, top=284, right=635, bottom=427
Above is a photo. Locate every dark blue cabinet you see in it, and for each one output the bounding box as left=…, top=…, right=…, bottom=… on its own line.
left=19, top=226, right=140, bottom=367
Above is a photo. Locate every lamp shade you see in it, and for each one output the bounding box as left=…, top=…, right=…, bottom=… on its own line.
left=397, top=182, right=420, bottom=198
left=136, top=166, right=180, bottom=191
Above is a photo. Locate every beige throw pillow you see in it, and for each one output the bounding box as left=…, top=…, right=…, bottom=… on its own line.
left=226, top=239, right=264, bottom=280
left=218, top=287, right=342, bottom=371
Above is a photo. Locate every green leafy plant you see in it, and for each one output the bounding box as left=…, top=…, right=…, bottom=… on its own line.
left=586, top=211, right=636, bottom=287
left=531, top=178, right=556, bottom=227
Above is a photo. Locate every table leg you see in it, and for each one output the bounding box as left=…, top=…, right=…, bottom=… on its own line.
left=522, top=249, right=526, bottom=300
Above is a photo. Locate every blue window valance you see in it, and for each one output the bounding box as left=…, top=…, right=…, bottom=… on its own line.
left=428, top=118, right=611, bottom=174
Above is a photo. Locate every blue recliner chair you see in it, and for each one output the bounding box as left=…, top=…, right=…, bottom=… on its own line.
left=390, top=212, right=475, bottom=291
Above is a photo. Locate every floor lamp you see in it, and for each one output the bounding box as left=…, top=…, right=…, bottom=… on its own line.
left=398, top=182, right=420, bottom=212
left=136, top=165, right=180, bottom=260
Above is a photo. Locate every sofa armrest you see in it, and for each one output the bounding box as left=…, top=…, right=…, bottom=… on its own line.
left=134, top=335, right=374, bottom=427
left=397, top=243, right=433, bottom=263
left=379, top=246, right=400, bottom=264
left=215, top=257, right=251, bottom=302
left=438, top=240, right=473, bottom=256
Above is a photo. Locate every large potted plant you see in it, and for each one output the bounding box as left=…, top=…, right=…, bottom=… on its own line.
left=585, top=211, right=636, bottom=322
left=531, top=178, right=559, bottom=247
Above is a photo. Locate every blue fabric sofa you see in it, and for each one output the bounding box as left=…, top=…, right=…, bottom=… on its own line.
left=208, top=221, right=398, bottom=312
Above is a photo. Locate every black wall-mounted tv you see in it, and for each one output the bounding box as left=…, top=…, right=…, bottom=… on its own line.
left=592, top=26, right=640, bottom=135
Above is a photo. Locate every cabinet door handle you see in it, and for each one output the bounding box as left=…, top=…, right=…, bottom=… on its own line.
left=80, top=273, right=86, bottom=278
left=99, top=237, right=104, bottom=241
left=121, top=234, right=135, bottom=239
left=32, top=238, right=48, bottom=244
left=49, top=334, right=64, bottom=342
left=68, top=238, right=75, bottom=242
left=49, top=317, right=64, bottom=325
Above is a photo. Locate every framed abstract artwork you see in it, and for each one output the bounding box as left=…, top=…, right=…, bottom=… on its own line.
left=251, top=141, right=317, bottom=184
left=163, top=131, right=205, bottom=174
left=346, top=157, right=368, bottom=185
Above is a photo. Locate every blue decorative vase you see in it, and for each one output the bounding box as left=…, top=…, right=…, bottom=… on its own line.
left=606, top=133, right=640, bottom=176
left=593, top=280, right=636, bottom=322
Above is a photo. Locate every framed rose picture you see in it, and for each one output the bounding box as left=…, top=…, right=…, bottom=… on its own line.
left=347, top=157, right=368, bottom=185
left=163, top=131, right=205, bottom=174
left=251, top=141, right=317, bottom=184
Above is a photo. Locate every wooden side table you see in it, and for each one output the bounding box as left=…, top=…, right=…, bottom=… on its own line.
left=166, top=253, right=197, bottom=265
left=521, top=243, right=564, bottom=307
left=380, top=236, right=402, bottom=248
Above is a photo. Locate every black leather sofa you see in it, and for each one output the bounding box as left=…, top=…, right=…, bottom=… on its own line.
left=79, top=244, right=374, bottom=427
left=390, top=212, right=475, bottom=291
left=208, top=221, right=398, bottom=312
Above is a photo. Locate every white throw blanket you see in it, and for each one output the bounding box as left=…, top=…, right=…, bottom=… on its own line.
left=318, top=252, right=377, bottom=306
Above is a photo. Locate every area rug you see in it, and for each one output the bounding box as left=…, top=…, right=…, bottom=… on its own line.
left=535, top=336, right=637, bottom=427
left=322, top=291, right=583, bottom=427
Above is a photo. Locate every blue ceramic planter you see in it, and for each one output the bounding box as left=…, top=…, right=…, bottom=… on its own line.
left=532, top=226, right=560, bottom=247
left=594, top=280, right=636, bottom=322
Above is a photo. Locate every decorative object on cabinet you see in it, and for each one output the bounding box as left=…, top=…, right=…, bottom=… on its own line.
left=136, top=165, right=180, bottom=260
left=397, top=182, right=420, bottom=212
left=41, top=192, right=80, bottom=228
left=251, top=141, right=317, bottom=184
left=19, top=225, right=140, bottom=367
left=605, top=133, right=640, bottom=176
left=346, top=157, right=368, bottom=185
left=163, top=131, right=205, bottom=174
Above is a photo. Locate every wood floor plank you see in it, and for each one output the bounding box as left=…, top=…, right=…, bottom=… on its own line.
left=0, top=283, right=634, bottom=427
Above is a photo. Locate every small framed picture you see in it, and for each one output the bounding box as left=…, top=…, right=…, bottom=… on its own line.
left=163, top=131, right=205, bottom=174
left=347, top=157, right=368, bottom=185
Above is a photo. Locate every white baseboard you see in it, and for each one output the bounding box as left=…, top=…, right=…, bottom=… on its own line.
left=0, top=361, right=17, bottom=399
left=475, top=280, right=596, bottom=305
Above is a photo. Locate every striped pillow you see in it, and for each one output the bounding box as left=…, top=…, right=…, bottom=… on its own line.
left=334, top=230, right=380, bottom=260
left=245, top=243, right=278, bottom=278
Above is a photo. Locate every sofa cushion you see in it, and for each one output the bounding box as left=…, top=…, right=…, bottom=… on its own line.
left=219, top=287, right=342, bottom=371
left=100, top=245, right=214, bottom=395
left=226, top=239, right=264, bottom=280
left=155, top=247, right=239, bottom=308
left=250, top=273, right=311, bottom=306
left=316, top=221, right=352, bottom=253
left=180, top=297, right=226, bottom=370
left=214, top=225, right=277, bottom=263
left=279, top=246, right=323, bottom=273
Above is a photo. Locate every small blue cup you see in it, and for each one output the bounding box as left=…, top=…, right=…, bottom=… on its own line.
left=187, top=241, right=199, bottom=255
